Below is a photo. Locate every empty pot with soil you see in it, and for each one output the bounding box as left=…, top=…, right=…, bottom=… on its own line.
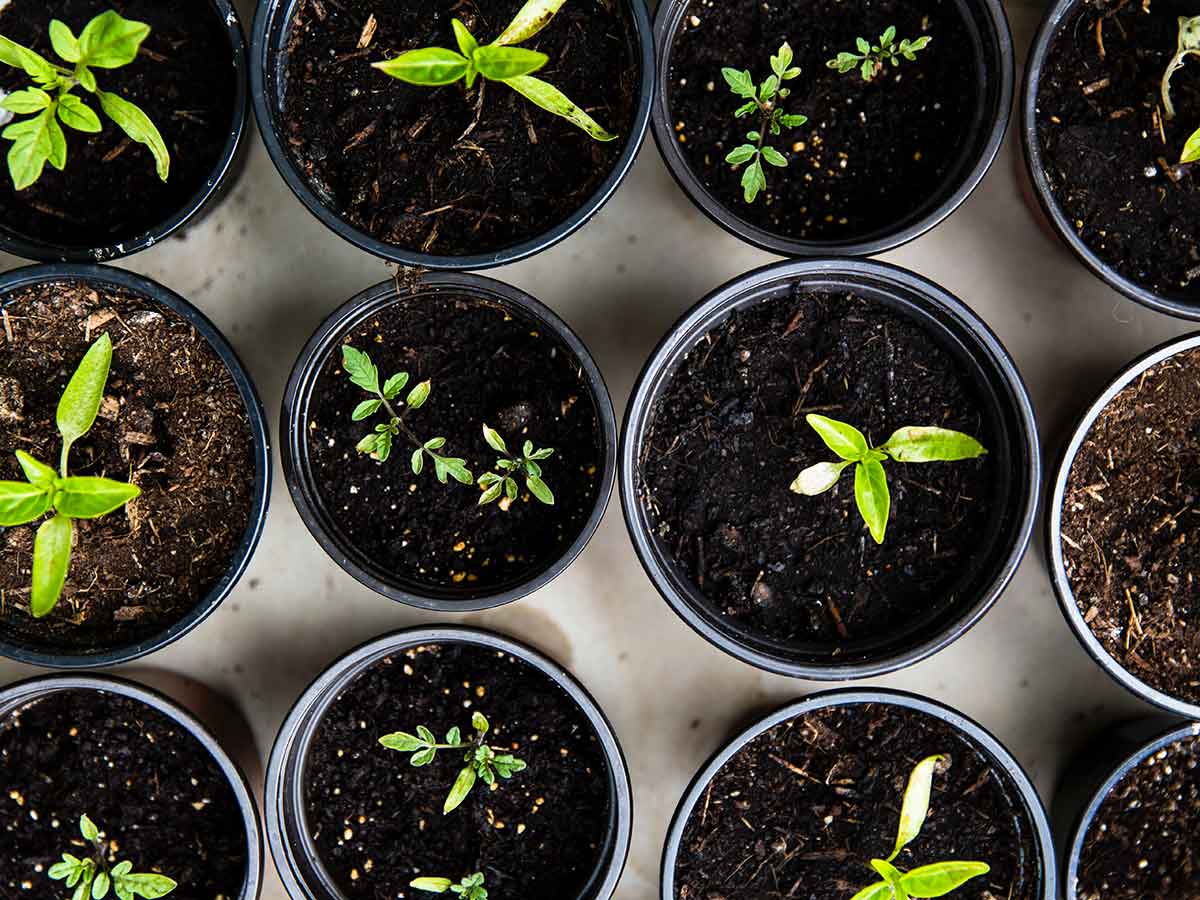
left=0, top=0, right=248, bottom=263
left=621, top=259, right=1040, bottom=678
left=264, top=626, right=632, bottom=900
left=0, top=672, right=263, bottom=899
left=281, top=272, right=615, bottom=610
left=651, top=0, right=1013, bottom=256
left=1023, top=0, right=1200, bottom=319
left=249, top=0, right=653, bottom=268
left=0, top=263, right=271, bottom=668
left=1047, top=333, right=1200, bottom=719
left=662, top=688, right=1056, bottom=900
left=1054, top=717, right=1200, bottom=900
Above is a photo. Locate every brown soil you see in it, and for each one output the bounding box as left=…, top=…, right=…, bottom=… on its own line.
left=0, top=279, right=255, bottom=656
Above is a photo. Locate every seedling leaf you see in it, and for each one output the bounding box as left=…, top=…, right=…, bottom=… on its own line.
left=504, top=74, right=616, bottom=141
left=854, top=458, right=890, bottom=544
left=807, top=413, right=869, bottom=460
left=888, top=754, right=948, bottom=860
left=32, top=513, right=72, bottom=617
left=496, top=0, right=568, bottom=45
left=55, top=477, right=141, bottom=519
left=881, top=427, right=987, bottom=463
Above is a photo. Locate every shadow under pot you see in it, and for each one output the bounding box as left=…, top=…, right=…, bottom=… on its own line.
left=281, top=273, right=616, bottom=610
left=662, top=688, right=1056, bottom=900
left=249, top=0, right=654, bottom=269
left=0, top=672, right=263, bottom=899
left=621, top=258, right=1040, bottom=679
left=1054, top=718, right=1200, bottom=900
left=0, top=263, right=271, bottom=668
left=264, top=626, right=632, bottom=900
left=1022, top=0, right=1200, bottom=320
left=0, top=0, right=248, bottom=263
left=1046, top=333, right=1200, bottom=719
left=651, top=0, right=1013, bottom=256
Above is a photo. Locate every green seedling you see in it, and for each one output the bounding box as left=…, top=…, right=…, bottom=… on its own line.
left=0, top=11, right=170, bottom=190
left=722, top=42, right=808, bottom=203
left=477, top=424, right=555, bottom=506
left=48, top=815, right=177, bottom=900
left=0, top=333, right=141, bottom=617
left=1160, top=16, right=1200, bottom=163
left=790, top=414, right=986, bottom=544
left=373, top=0, right=614, bottom=141
left=827, top=26, right=931, bottom=82
left=411, top=873, right=488, bottom=899
left=379, top=711, right=527, bottom=814
left=849, top=755, right=989, bottom=900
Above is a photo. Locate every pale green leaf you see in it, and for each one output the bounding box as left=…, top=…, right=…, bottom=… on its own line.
left=382, top=371, right=409, bottom=399
left=58, top=95, right=102, bottom=133
left=741, top=156, right=766, bottom=202
left=482, top=424, right=507, bottom=453
left=472, top=711, right=489, bottom=733
left=16, top=450, right=56, bottom=488
left=352, top=399, right=381, bottom=421
left=881, top=427, right=987, bottom=463
left=871, top=859, right=909, bottom=900
left=725, top=144, right=757, bottom=165
left=76, top=64, right=97, bottom=92
left=96, top=90, right=169, bottom=181
left=373, top=48, right=469, bottom=85
left=443, top=765, right=477, bottom=813
left=790, top=460, right=851, bottom=496
left=54, top=477, right=140, bottom=519
left=721, top=67, right=756, bottom=99
left=474, top=44, right=547, bottom=80
left=526, top=474, right=554, bottom=505
left=92, top=870, right=110, bottom=899
left=495, top=0, right=567, bottom=45
left=411, top=878, right=453, bottom=894
left=504, top=73, right=617, bottom=140
left=849, top=882, right=893, bottom=900
left=379, top=731, right=423, bottom=751
left=78, top=11, right=151, bottom=69
left=5, top=107, right=56, bottom=190
left=80, top=815, right=99, bottom=841
left=478, top=481, right=503, bottom=505
left=0, top=481, right=52, bottom=526
left=341, top=345, right=379, bottom=394
left=806, top=414, right=869, bottom=460
left=888, top=755, right=948, bottom=860
left=410, top=747, right=435, bottom=766
left=111, top=872, right=176, bottom=899
left=406, top=379, right=431, bottom=409
left=58, top=333, right=112, bottom=458
left=0, top=34, right=58, bottom=82
left=770, top=42, right=794, bottom=77
left=451, top=20, right=479, bottom=59
left=900, top=861, right=990, bottom=898
left=1, top=88, right=52, bottom=114
left=854, top=459, right=890, bottom=544
left=356, top=433, right=379, bottom=455
left=32, top=515, right=71, bottom=617
left=45, top=112, right=67, bottom=170
left=49, top=20, right=82, bottom=63
left=761, top=146, right=787, bottom=167
left=411, top=448, right=424, bottom=474
left=1182, top=124, right=1200, bottom=164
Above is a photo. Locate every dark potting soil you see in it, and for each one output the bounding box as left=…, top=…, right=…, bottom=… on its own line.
left=303, top=642, right=612, bottom=898
left=667, top=0, right=977, bottom=241
left=1061, top=347, right=1200, bottom=704
left=0, top=0, right=238, bottom=249
left=0, top=280, right=255, bottom=654
left=1036, top=0, right=1200, bottom=297
left=306, top=290, right=604, bottom=595
left=673, top=702, right=1040, bottom=900
left=0, top=688, right=249, bottom=899
left=640, top=287, right=996, bottom=650
left=1076, top=733, right=1200, bottom=900
left=280, top=0, right=640, bottom=257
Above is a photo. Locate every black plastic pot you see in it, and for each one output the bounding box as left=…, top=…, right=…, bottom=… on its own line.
left=0, top=671, right=264, bottom=899
left=1021, top=0, right=1200, bottom=321
left=1053, top=716, right=1198, bottom=899
left=650, top=0, right=1013, bottom=257
left=281, top=272, right=616, bottom=611
left=0, top=0, right=249, bottom=264
left=620, top=258, right=1040, bottom=679
left=264, top=625, right=633, bottom=900
left=1045, top=332, right=1200, bottom=720
left=0, top=263, right=271, bottom=669
left=248, top=0, right=654, bottom=270
left=661, top=688, right=1057, bottom=900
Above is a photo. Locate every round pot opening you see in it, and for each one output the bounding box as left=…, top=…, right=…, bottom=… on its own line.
left=0, top=263, right=271, bottom=668
left=249, top=0, right=654, bottom=269
left=621, top=258, right=1040, bottom=679
left=281, top=272, right=617, bottom=611
left=265, top=626, right=633, bottom=900
left=651, top=0, right=1013, bottom=257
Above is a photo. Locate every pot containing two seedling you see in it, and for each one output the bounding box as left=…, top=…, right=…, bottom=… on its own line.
left=1023, top=0, right=1200, bottom=319
left=651, top=0, right=1013, bottom=255
left=621, top=258, right=1040, bottom=678
left=250, top=0, right=653, bottom=268
left=0, top=263, right=270, bottom=667
left=0, top=0, right=247, bottom=262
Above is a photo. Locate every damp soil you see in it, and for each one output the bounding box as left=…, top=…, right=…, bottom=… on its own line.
left=1035, top=0, right=1200, bottom=298
left=0, top=279, right=255, bottom=655
left=279, top=0, right=640, bottom=257
left=673, top=702, right=1040, bottom=900
left=303, top=641, right=612, bottom=898
left=0, top=0, right=238, bottom=250
left=0, top=688, right=249, bottom=899
left=667, top=0, right=977, bottom=242
left=1076, top=733, right=1200, bottom=900
left=639, top=287, right=997, bottom=651
left=1061, top=347, right=1200, bottom=705
left=306, top=290, right=604, bottom=596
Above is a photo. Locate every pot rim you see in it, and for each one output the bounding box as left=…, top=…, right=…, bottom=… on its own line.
left=0, top=262, right=272, bottom=668
left=248, top=0, right=654, bottom=270
left=263, top=624, right=633, bottom=900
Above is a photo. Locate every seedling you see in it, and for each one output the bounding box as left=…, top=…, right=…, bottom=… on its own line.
left=723, top=42, right=808, bottom=203
left=373, top=0, right=615, bottom=141
left=48, top=814, right=177, bottom=900
left=411, top=873, right=488, bottom=899
left=790, top=414, right=986, bottom=544
left=848, top=755, right=989, bottom=900
left=0, top=11, right=170, bottom=190
left=379, top=711, right=527, bottom=814
left=827, top=27, right=931, bottom=82
left=0, top=334, right=141, bottom=617
left=477, top=424, right=555, bottom=506
left=1160, top=16, right=1200, bottom=164
left=342, top=345, right=472, bottom=485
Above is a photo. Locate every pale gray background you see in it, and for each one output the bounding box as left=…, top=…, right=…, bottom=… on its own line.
left=1, top=2, right=1192, bottom=898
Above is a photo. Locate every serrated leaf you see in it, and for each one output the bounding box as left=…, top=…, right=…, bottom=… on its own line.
left=5, top=107, right=56, bottom=190
left=473, top=44, right=547, bottom=81
left=379, top=731, right=423, bottom=751
left=857, top=37, right=872, bottom=53
left=382, top=371, right=409, bottom=399
left=96, top=90, right=169, bottom=181
left=504, top=74, right=616, bottom=141
left=881, top=427, right=986, bottom=463
left=79, top=11, right=150, bottom=68
left=111, top=872, right=176, bottom=899
left=54, top=477, right=140, bottom=519
left=880, top=25, right=897, bottom=46
left=741, top=157, right=766, bottom=203
left=495, top=0, right=567, bottom=45
left=770, top=42, right=793, bottom=77
left=411, top=747, right=436, bottom=767
left=374, top=47, right=469, bottom=85
left=526, top=474, right=554, bottom=505
left=734, top=99, right=758, bottom=118
left=721, top=67, right=756, bottom=99
left=861, top=58, right=875, bottom=81
left=444, top=765, right=477, bottom=814
left=806, top=414, right=869, bottom=460
left=57, top=94, right=102, bottom=132
left=887, top=754, right=948, bottom=860
left=900, top=861, right=990, bottom=897
left=342, top=346, right=379, bottom=394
